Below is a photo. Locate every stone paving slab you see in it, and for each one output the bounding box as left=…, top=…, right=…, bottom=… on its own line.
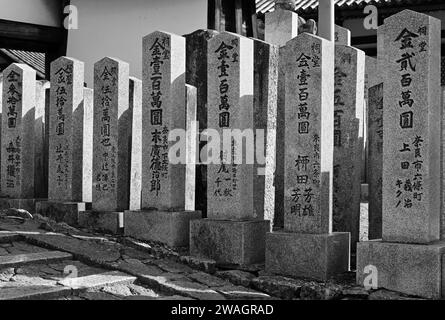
left=5, top=242, right=50, bottom=255
left=0, top=285, right=73, bottom=300
left=0, top=232, right=21, bottom=243
left=215, top=285, right=272, bottom=300
left=0, top=217, right=428, bottom=300
left=58, top=271, right=136, bottom=290
left=0, top=251, right=73, bottom=268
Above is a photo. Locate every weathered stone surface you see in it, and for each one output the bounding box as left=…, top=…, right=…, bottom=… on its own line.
left=300, top=282, right=343, bottom=300
left=3, top=208, right=32, bottom=219
left=0, top=286, right=72, bottom=300
left=190, top=219, right=269, bottom=265
left=78, top=291, right=121, bottom=300
left=24, top=234, right=121, bottom=264
left=333, top=45, right=365, bottom=249
left=142, top=31, right=186, bottom=211
left=216, top=284, right=271, bottom=300
left=356, top=240, right=445, bottom=299
left=265, top=8, right=299, bottom=229
left=207, top=32, right=254, bottom=220
left=124, top=210, right=201, bottom=247
left=78, top=210, right=121, bottom=234
left=251, top=275, right=304, bottom=300
left=81, top=88, right=93, bottom=203
left=265, top=8, right=298, bottom=48
left=283, top=33, right=334, bottom=234
left=341, top=286, right=370, bottom=299
left=0, top=232, right=20, bottom=244
left=185, top=29, right=219, bottom=218
left=442, top=88, right=445, bottom=239
left=179, top=256, right=216, bottom=274
left=252, top=38, right=278, bottom=230
left=152, top=259, right=194, bottom=274
left=367, top=83, right=383, bottom=240
left=365, top=56, right=380, bottom=91
left=92, top=57, right=130, bottom=212
left=160, top=278, right=225, bottom=300
left=129, top=77, right=142, bottom=211
left=48, top=57, right=86, bottom=202
left=0, top=76, right=2, bottom=194
left=35, top=201, right=85, bottom=225
left=381, top=10, right=441, bottom=243
left=0, top=198, right=38, bottom=213
left=34, top=80, right=49, bottom=199
left=188, top=271, right=228, bottom=287
left=185, top=84, right=197, bottom=211
left=215, top=270, right=255, bottom=287
left=112, top=259, right=165, bottom=278
left=58, top=271, right=136, bottom=290
left=266, top=231, right=350, bottom=282
left=0, top=251, right=72, bottom=268
left=368, top=289, right=423, bottom=300
left=1, top=64, right=36, bottom=198
left=334, top=25, right=351, bottom=46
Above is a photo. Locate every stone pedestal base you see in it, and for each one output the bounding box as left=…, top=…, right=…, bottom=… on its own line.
left=35, top=201, right=91, bottom=226
left=78, top=211, right=122, bottom=234
left=0, top=198, right=43, bottom=213
left=265, top=232, right=350, bottom=282
left=356, top=240, right=445, bottom=299
left=124, top=210, right=201, bottom=247
left=190, top=219, right=270, bottom=266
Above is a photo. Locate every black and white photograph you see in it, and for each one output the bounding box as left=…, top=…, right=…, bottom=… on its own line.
left=0, top=0, right=444, bottom=312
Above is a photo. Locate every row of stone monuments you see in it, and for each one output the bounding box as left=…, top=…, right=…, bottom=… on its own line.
left=0, top=8, right=443, bottom=299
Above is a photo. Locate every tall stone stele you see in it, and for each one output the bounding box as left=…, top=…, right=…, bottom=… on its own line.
left=78, top=57, right=131, bottom=234
left=264, top=3, right=299, bottom=229
left=332, top=44, right=365, bottom=251
left=357, top=10, right=445, bottom=299
left=189, top=32, right=270, bottom=266
left=184, top=29, right=219, bottom=217
left=124, top=31, right=201, bottom=247
left=35, top=57, right=94, bottom=225
left=265, top=33, right=350, bottom=281
left=0, top=63, right=37, bottom=212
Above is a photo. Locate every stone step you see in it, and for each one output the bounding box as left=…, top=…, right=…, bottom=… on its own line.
left=58, top=271, right=137, bottom=291
left=0, top=251, right=73, bottom=268
left=0, top=232, right=21, bottom=244
left=0, top=286, right=72, bottom=300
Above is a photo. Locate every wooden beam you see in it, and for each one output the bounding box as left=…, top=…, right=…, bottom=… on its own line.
left=0, top=19, right=65, bottom=46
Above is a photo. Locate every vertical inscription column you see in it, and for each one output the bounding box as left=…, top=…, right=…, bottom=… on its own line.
left=1, top=64, right=36, bottom=199
left=93, top=57, right=130, bottom=212
left=207, top=32, right=254, bottom=220
left=48, top=57, right=84, bottom=202
left=382, top=10, right=441, bottom=243
left=284, top=33, right=334, bottom=234
left=142, top=31, right=186, bottom=211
